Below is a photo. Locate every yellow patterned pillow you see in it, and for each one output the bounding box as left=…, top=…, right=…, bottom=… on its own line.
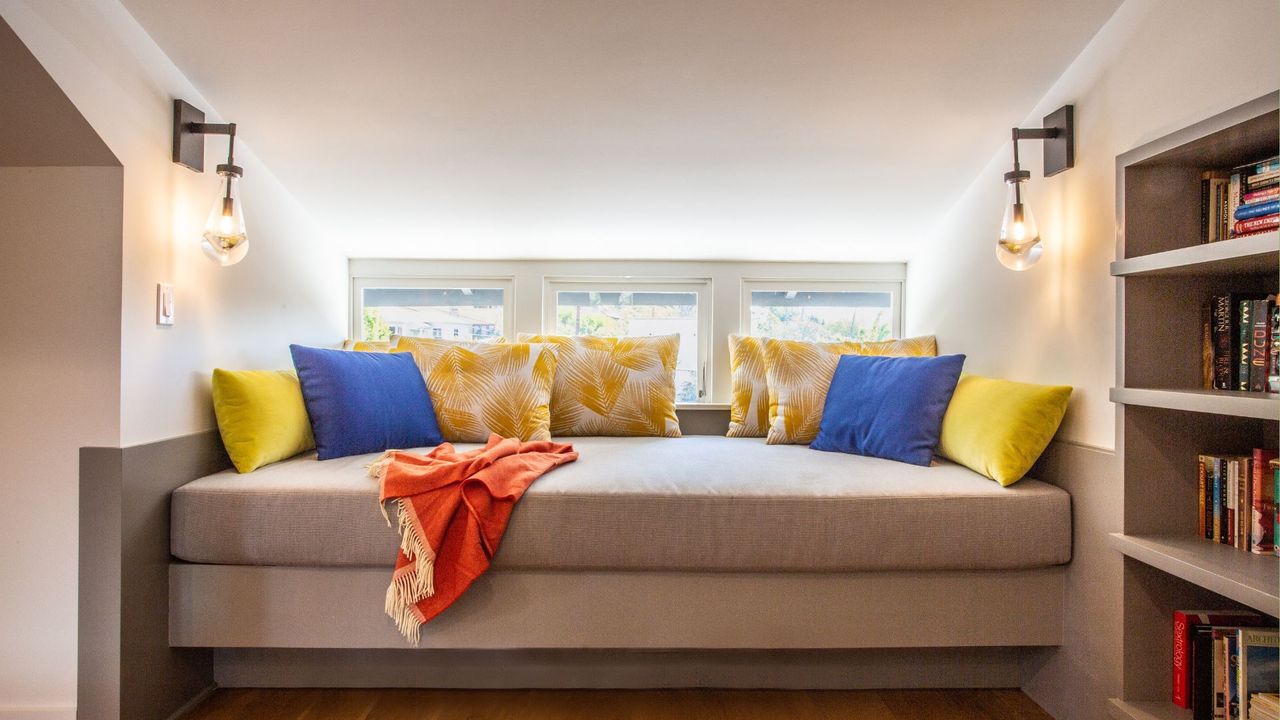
left=395, top=337, right=557, bottom=442
left=517, top=334, right=682, bottom=437
left=764, top=335, right=938, bottom=445
left=341, top=339, right=396, bottom=352
left=727, top=335, right=769, bottom=438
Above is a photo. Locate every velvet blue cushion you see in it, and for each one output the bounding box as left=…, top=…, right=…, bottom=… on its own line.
left=289, top=345, right=443, bottom=460
left=810, top=353, right=966, bottom=466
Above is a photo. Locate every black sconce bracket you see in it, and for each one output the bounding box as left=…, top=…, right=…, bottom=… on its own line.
left=1011, top=105, right=1074, bottom=177
left=172, top=99, right=238, bottom=173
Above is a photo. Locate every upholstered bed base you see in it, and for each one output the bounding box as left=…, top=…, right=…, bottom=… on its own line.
left=171, top=564, right=1063, bottom=655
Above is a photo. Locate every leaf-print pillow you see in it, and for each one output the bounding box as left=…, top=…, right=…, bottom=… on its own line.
left=764, top=335, right=937, bottom=445
left=727, top=335, right=769, bottom=438
left=395, top=337, right=557, bottom=442
left=517, top=334, right=682, bottom=437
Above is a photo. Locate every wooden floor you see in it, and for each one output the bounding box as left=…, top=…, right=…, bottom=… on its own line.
left=184, top=689, right=1054, bottom=719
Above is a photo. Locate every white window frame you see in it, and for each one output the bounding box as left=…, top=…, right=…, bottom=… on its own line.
left=542, top=276, right=714, bottom=401
left=739, top=279, right=903, bottom=340
left=350, top=275, right=516, bottom=342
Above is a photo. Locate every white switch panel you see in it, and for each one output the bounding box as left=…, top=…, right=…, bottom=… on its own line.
left=156, top=283, right=175, bottom=326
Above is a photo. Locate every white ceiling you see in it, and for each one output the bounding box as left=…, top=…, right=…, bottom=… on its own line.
left=122, top=0, right=1121, bottom=262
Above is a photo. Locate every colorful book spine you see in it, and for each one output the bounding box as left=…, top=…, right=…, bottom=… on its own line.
left=1247, top=169, right=1280, bottom=187
left=1235, top=215, right=1280, bottom=235
left=1238, top=628, right=1280, bottom=720
left=1237, top=457, right=1250, bottom=549
left=1271, top=304, right=1280, bottom=393
left=1227, top=459, right=1238, bottom=547
left=1213, top=296, right=1233, bottom=390
left=1257, top=158, right=1280, bottom=175
left=1240, top=300, right=1255, bottom=391
left=1214, top=457, right=1225, bottom=543
left=1273, top=459, right=1280, bottom=558
left=1172, top=610, right=1267, bottom=709
left=1229, top=173, right=1243, bottom=238
left=1250, top=298, right=1274, bottom=392
left=1252, top=450, right=1279, bottom=554
left=1235, top=199, right=1280, bottom=220
left=1199, top=456, right=1210, bottom=539
left=1202, top=303, right=1215, bottom=389
left=1243, top=186, right=1280, bottom=204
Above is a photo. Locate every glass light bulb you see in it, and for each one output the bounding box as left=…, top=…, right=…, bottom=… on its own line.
left=997, top=178, right=1041, bottom=271
left=201, top=171, right=248, bottom=266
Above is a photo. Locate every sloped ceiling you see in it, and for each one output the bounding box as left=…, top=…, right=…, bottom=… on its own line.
left=120, top=0, right=1121, bottom=261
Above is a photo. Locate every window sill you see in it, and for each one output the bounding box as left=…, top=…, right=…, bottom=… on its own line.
left=676, top=402, right=730, bottom=411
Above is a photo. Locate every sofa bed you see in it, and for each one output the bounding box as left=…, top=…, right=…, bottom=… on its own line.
left=168, top=433, right=1071, bottom=654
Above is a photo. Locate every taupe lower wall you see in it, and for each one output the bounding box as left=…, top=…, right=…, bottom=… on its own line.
left=1024, top=440, right=1122, bottom=720
left=78, top=432, right=230, bottom=720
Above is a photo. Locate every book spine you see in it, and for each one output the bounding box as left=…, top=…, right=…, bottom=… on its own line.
left=1202, top=303, right=1215, bottom=389
left=1248, top=176, right=1280, bottom=192
left=1227, top=460, right=1238, bottom=547
left=1271, top=304, right=1280, bottom=393
left=1213, top=296, right=1233, bottom=390
left=1257, top=158, right=1280, bottom=174
left=1234, top=199, right=1280, bottom=220
left=1175, top=610, right=1191, bottom=707
left=1238, top=458, right=1250, bottom=549
left=1227, top=632, right=1239, bottom=720
left=1229, top=174, right=1243, bottom=237
left=1219, top=181, right=1231, bottom=241
left=1239, top=300, right=1254, bottom=391
left=1202, top=177, right=1211, bottom=243
left=1213, top=457, right=1224, bottom=543
left=1252, top=450, right=1278, bottom=554
left=1247, top=168, right=1280, bottom=186
left=1199, top=456, right=1210, bottom=539
left=1250, top=298, right=1272, bottom=392
left=1234, top=215, right=1280, bottom=235
left=1242, top=186, right=1280, bottom=204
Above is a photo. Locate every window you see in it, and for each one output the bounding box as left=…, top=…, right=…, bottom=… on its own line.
left=742, top=281, right=901, bottom=342
left=544, top=279, right=711, bottom=403
left=351, top=277, right=512, bottom=343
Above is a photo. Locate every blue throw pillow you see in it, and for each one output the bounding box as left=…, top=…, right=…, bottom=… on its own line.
left=289, top=345, right=444, bottom=460
left=810, top=353, right=966, bottom=466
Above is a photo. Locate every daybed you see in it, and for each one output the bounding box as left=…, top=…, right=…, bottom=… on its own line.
left=168, top=434, right=1072, bottom=674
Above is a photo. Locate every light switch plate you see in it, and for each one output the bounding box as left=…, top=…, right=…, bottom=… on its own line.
left=156, top=283, right=175, bottom=326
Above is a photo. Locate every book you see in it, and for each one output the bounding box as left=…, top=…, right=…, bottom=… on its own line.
left=1241, top=300, right=1257, bottom=391
left=1243, top=186, right=1280, bottom=204
left=1236, top=215, right=1280, bottom=236
left=1230, top=174, right=1244, bottom=237
left=1214, top=295, right=1236, bottom=389
left=1271, top=304, right=1280, bottom=393
left=1227, top=459, right=1239, bottom=547
left=1250, top=298, right=1275, bottom=392
left=1273, top=459, right=1279, bottom=558
left=1257, top=158, right=1280, bottom=175
left=1175, top=610, right=1268, bottom=708
left=1252, top=450, right=1278, bottom=553
left=1217, top=629, right=1230, bottom=719
left=1247, top=169, right=1280, bottom=187
left=1194, top=626, right=1221, bottom=719
left=1239, top=629, right=1279, bottom=720
left=1200, top=455, right=1211, bottom=538
left=1203, top=303, right=1216, bottom=389
left=1236, top=200, right=1280, bottom=221
left=1214, top=457, right=1225, bottom=542
left=1204, top=171, right=1232, bottom=242
left=1229, top=632, right=1241, bottom=719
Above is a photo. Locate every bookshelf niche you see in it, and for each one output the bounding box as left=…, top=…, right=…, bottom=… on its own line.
left=1109, top=93, right=1280, bottom=720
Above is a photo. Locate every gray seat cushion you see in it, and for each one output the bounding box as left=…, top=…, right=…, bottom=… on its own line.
left=171, top=436, right=1071, bottom=571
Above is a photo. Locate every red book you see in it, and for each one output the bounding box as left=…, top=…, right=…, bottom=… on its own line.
left=1243, top=186, right=1280, bottom=204
left=1235, top=214, right=1280, bottom=235
left=1173, top=610, right=1267, bottom=708
left=1253, top=449, right=1279, bottom=553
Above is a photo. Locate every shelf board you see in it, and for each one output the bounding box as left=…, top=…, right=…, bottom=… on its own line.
left=1110, top=387, right=1280, bottom=420
left=1109, top=533, right=1280, bottom=616
left=1107, top=699, right=1190, bottom=720
left=1111, top=231, right=1279, bottom=277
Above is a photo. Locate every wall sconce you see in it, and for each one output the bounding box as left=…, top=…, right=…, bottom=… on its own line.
left=998, top=105, right=1074, bottom=271
left=172, top=99, right=248, bottom=266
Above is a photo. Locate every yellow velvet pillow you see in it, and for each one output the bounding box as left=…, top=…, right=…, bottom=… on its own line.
left=727, top=335, right=769, bottom=438
left=517, top=334, right=682, bottom=437
left=395, top=336, right=557, bottom=442
left=764, top=335, right=938, bottom=445
left=938, top=374, right=1072, bottom=486
left=211, top=369, right=315, bottom=473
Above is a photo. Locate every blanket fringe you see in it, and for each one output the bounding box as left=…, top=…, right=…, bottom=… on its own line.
left=383, top=496, right=436, bottom=644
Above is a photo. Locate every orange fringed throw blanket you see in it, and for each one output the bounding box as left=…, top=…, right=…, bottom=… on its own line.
left=369, top=434, right=578, bottom=643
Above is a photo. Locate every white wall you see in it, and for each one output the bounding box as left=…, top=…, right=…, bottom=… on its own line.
left=0, top=1, right=347, bottom=716
left=905, top=0, right=1280, bottom=450
left=0, top=0, right=348, bottom=447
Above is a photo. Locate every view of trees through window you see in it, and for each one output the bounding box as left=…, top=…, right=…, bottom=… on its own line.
left=361, top=288, right=503, bottom=342
left=749, top=290, right=892, bottom=342
left=555, top=291, right=700, bottom=402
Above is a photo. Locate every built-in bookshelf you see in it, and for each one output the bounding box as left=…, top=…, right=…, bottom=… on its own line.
left=1109, top=93, right=1280, bottom=719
